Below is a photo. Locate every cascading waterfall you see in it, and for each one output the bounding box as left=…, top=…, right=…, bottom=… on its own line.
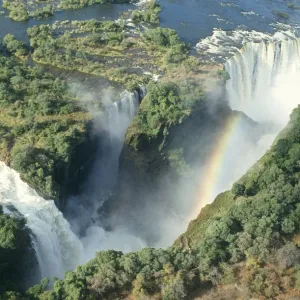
left=66, top=89, right=145, bottom=260
left=0, top=90, right=142, bottom=283
left=0, top=162, right=83, bottom=280
left=194, top=33, right=300, bottom=212
left=79, top=90, right=140, bottom=215
left=106, top=91, right=139, bottom=147
left=225, top=37, right=300, bottom=125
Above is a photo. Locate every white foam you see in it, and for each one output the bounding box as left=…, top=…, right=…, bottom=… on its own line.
left=225, top=37, right=300, bottom=124
left=196, top=28, right=298, bottom=62
left=0, top=162, right=83, bottom=279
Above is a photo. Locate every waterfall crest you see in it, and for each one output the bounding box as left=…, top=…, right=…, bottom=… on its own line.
left=225, top=37, right=300, bottom=125
left=195, top=33, right=300, bottom=211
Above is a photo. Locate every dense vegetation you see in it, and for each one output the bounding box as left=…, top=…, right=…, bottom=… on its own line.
left=59, top=0, right=135, bottom=10
left=3, top=101, right=299, bottom=300
left=3, top=34, right=29, bottom=58
left=2, top=59, right=299, bottom=298
left=0, top=45, right=94, bottom=202
left=0, top=206, right=38, bottom=294
left=24, top=15, right=194, bottom=90
left=1, top=103, right=298, bottom=299
left=2, top=1, right=300, bottom=299
left=126, top=80, right=205, bottom=152
left=2, top=1, right=54, bottom=21
left=2, top=0, right=135, bottom=21
left=131, top=0, right=162, bottom=24
left=2, top=1, right=29, bottom=21
left=26, top=21, right=151, bottom=90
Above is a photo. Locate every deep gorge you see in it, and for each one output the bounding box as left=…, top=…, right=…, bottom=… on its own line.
left=1, top=0, right=300, bottom=299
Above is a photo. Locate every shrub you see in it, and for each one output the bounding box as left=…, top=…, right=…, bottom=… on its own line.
left=143, top=28, right=182, bottom=47
left=232, top=183, right=245, bottom=197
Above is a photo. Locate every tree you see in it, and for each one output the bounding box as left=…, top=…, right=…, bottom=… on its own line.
left=3, top=34, right=28, bottom=56
left=232, top=183, right=245, bottom=197
left=276, top=244, right=300, bottom=269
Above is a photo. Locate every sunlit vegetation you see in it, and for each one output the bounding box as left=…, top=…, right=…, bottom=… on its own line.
left=2, top=1, right=29, bottom=21
left=3, top=0, right=53, bottom=21
left=2, top=0, right=135, bottom=21
left=59, top=0, right=136, bottom=10
left=32, top=4, right=54, bottom=20
left=26, top=21, right=151, bottom=90
left=24, top=12, right=197, bottom=91
left=126, top=80, right=205, bottom=151
left=5, top=104, right=300, bottom=299
left=3, top=34, right=29, bottom=58
left=131, top=0, right=162, bottom=24
left=0, top=48, right=93, bottom=201
left=2, top=1, right=299, bottom=298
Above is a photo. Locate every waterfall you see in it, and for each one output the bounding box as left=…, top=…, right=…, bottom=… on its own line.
left=84, top=90, right=140, bottom=206
left=0, top=162, right=83, bottom=280
left=225, top=37, right=300, bottom=125
left=106, top=91, right=139, bottom=146
left=195, top=34, right=300, bottom=212
left=0, top=90, right=142, bottom=282
left=66, top=90, right=145, bottom=259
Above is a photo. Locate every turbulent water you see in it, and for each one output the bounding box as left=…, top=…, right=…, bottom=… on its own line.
left=0, top=162, right=83, bottom=279
left=2, top=22, right=300, bottom=284
left=66, top=90, right=145, bottom=254
left=194, top=31, right=300, bottom=210
left=225, top=36, right=300, bottom=125
left=0, top=91, right=142, bottom=280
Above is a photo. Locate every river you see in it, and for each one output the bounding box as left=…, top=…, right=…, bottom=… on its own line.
left=1, top=0, right=300, bottom=45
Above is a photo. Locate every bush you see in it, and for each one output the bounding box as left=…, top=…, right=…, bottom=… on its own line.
left=8, top=7, right=29, bottom=21
left=276, top=244, right=300, bottom=269
left=131, top=0, right=161, bottom=24
left=143, top=28, right=182, bottom=47
left=232, top=183, right=245, bottom=197
left=32, top=5, right=54, bottom=20
left=164, top=44, right=188, bottom=64
left=3, top=34, right=28, bottom=56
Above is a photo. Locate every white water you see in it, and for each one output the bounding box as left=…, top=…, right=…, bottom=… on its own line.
left=106, top=91, right=139, bottom=146
left=196, top=28, right=298, bottom=62
left=197, top=31, right=300, bottom=210
left=78, top=90, right=140, bottom=217
left=225, top=37, right=300, bottom=125
left=0, top=162, right=83, bottom=279
left=3, top=32, right=300, bottom=283
left=73, top=90, right=146, bottom=255
left=0, top=91, right=143, bottom=281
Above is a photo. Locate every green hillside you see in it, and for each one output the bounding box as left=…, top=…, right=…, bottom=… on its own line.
left=5, top=105, right=300, bottom=299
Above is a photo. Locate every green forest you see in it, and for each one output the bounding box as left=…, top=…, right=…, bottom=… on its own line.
left=1, top=0, right=300, bottom=299
left=0, top=45, right=94, bottom=202
left=2, top=103, right=300, bottom=299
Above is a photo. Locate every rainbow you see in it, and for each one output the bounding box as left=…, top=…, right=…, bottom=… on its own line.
left=192, top=113, right=242, bottom=218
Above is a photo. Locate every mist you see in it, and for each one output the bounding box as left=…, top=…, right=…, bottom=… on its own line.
left=197, top=36, right=300, bottom=210
left=62, top=34, right=300, bottom=261
left=65, top=82, right=145, bottom=262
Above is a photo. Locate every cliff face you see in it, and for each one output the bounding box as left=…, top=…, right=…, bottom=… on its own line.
left=29, top=82, right=300, bottom=300
left=52, top=124, right=98, bottom=210
left=105, top=78, right=259, bottom=243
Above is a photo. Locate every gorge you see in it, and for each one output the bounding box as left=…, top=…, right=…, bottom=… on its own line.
left=1, top=0, right=300, bottom=299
